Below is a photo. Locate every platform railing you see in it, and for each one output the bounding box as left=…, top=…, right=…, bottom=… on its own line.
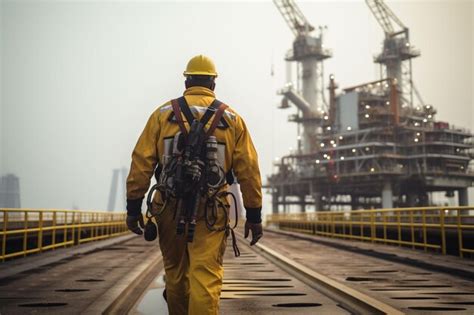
left=266, top=206, right=474, bottom=258
left=1, top=208, right=128, bottom=262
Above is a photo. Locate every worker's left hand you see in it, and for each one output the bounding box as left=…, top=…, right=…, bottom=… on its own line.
left=126, top=215, right=145, bottom=235
left=244, top=221, right=263, bottom=246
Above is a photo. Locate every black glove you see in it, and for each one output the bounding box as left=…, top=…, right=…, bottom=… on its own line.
left=126, top=215, right=145, bottom=235
left=244, top=221, right=263, bottom=246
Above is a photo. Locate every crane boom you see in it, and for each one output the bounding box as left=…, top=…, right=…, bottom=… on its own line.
left=365, top=0, right=406, bottom=36
left=273, top=0, right=314, bottom=36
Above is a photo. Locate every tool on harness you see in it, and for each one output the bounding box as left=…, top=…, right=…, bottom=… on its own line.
left=143, top=184, right=159, bottom=241
left=148, top=96, right=240, bottom=256
left=143, top=164, right=166, bottom=242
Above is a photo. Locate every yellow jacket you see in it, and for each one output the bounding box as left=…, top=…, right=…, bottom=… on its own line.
left=126, top=86, right=262, bottom=222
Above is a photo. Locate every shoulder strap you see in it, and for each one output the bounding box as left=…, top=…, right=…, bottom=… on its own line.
left=199, top=99, right=222, bottom=126
left=177, top=97, right=195, bottom=125
left=171, top=99, right=188, bottom=136
left=206, top=102, right=229, bottom=137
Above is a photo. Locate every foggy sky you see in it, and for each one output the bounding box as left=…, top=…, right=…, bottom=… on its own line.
left=1, top=0, right=473, bottom=211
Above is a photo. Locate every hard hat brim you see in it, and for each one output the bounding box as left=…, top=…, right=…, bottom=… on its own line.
left=183, top=71, right=218, bottom=77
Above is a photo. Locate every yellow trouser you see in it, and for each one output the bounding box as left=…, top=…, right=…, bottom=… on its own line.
left=155, top=199, right=227, bottom=315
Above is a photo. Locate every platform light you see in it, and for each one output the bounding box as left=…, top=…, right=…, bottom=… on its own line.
left=297, top=136, right=301, bottom=140
left=332, top=143, right=337, bottom=147
left=340, top=156, right=345, bottom=160
left=339, top=136, right=343, bottom=140
left=327, top=126, right=332, bottom=131
left=352, top=148, right=356, bottom=153
left=315, top=159, right=320, bottom=164
left=320, top=143, right=325, bottom=147
left=426, top=105, right=431, bottom=109
left=416, top=107, right=421, bottom=111
left=323, top=154, right=328, bottom=158
left=327, top=156, right=331, bottom=160
left=461, top=166, right=465, bottom=170
left=330, top=140, right=335, bottom=144
left=365, top=114, right=370, bottom=118
left=416, top=132, right=421, bottom=136
left=405, top=42, right=410, bottom=47
left=324, top=115, right=329, bottom=120
left=423, top=119, right=428, bottom=123
left=370, top=167, right=375, bottom=172
left=365, top=105, right=370, bottom=109
left=428, top=115, right=432, bottom=119
left=414, top=138, right=419, bottom=142
left=414, top=122, right=420, bottom=126
left=347, top=126, right=352, bottom=131
left=365, top=147, right=370, bottom=151
left=456, top=148, right=460, bottom=152
left=386, top=101, right=390, bottom=105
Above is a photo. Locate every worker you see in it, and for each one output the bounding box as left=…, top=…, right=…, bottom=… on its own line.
left=125, top=55, right=263, bottom=315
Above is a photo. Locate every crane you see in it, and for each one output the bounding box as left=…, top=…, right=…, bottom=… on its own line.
left=273, top=0, right=314, bottom=37
left=273, top=0, right=332, bottom=154
left=366, top=0, right=421, bottom=107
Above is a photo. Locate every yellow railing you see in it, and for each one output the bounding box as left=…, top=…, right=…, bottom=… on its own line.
left=266, top=206, right=474, bottom=258
left=1, top=208, right=128, bottom=262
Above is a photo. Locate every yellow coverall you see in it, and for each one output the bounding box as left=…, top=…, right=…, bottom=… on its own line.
left=126, top=86, right=262, bottom=315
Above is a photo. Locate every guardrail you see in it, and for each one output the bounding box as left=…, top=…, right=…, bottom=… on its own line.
left=1, top=208, right=128, bottom=262
left=266, top=206, right=474, bottom=258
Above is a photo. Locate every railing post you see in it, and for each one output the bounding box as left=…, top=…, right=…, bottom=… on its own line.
left=78, top=212, right=82, bottom=244
left=440, top=209, right=446, bottom=255
left=331, top=213, right=335, bottom=237
left=370, top=211, right=375, bottom=243
left=349, top=212, right=353, bottom=237
left=422, top=209, right=427, bottom=252
left=2, top=211, right=7, bottom=262
left=23, top=211, right=28, bottom=256
left=52, top=211, right=57, bottom=250
left=382, top=211, right=387, bottom=244
left=63, top=211, right=68, bottom=246
left=457, top=209, right=463, bottom=258
left=397, top=210, right=401, bottom=247
left=410, top=210, right=415, bottom=249
left=72, top=212, right=78, bottom=245
left=38, top=211, right=43, bottom=252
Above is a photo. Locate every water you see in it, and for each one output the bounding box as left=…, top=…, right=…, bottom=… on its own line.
left=131, top=272, right=169, bottom=315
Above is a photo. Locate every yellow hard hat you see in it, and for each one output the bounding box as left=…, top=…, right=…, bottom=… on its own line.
left=183, top=55, right=218, bottom=77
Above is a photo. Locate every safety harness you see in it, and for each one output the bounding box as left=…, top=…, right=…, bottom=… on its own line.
left=144, top=97, right=240, bottom=257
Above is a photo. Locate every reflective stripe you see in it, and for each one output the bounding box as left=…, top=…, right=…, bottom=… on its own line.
left=160, top=104, right=236, bottom=121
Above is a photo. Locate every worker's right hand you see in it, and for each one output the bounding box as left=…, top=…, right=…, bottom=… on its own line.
left=244, top=221, right=263, bottom=246
left=126, top=215, right=145, bottom=235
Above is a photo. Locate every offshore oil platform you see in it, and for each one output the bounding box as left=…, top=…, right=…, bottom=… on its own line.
left=268, top=0, right=474, bottom=212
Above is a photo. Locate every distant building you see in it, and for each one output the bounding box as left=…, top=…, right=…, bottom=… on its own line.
left=0, top=174, right=21, bottom=208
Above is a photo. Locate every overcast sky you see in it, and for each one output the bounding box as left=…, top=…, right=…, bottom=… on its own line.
left=1, top=0, right=473, bottom=211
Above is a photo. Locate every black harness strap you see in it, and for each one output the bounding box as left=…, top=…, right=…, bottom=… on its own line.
left=176, top=97, right=228, bottom=132
left=177, top=97, right=196, bottom=125
left=171, top=99, right=188, bottom=136
left=206, top=103, right=228, bottom=137
left=200, top=99, right=222, bottom=126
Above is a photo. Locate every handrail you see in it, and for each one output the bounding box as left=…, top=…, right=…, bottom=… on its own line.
left=1, top=208, right=128, bottom=262
left=266, top=206, right=474, bottom=258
